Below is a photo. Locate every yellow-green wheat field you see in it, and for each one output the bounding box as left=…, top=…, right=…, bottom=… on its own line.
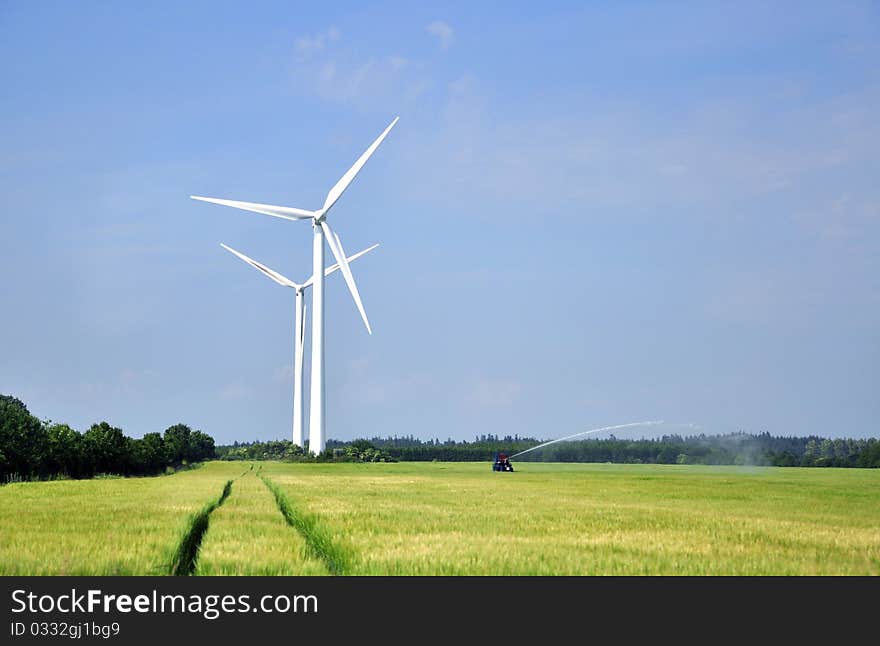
left=1, top=461, right=878, bottom=575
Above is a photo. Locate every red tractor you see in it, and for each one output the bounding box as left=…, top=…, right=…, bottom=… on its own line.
left=492, top=452, right=514, bottom=472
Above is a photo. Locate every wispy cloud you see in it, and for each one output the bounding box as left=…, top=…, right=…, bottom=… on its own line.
left=426, top=20, right=454, bottom=50
left=344, top=365, right=433, bottom=406
left=290, top=27, right=430, bottom=109
left=794, top=192, right=880, bottom=244
left=295, top=26, right=340, bottom=58
left=389, top=75, right=880, bottom=231
left=468, top=378, right=522, bottom=408
left=75, top=368, right=156, bottom=399
left=219, top=383, right=252, bottom=401
left=274, top=363, right=294, bottom=383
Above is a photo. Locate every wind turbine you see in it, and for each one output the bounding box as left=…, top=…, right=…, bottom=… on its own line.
left=192, top=116, right=398, bottom=454
left=220, top=242, right=379, bottom=449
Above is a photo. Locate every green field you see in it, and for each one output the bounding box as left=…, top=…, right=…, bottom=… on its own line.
left=1, top=461, right=878, bottom=575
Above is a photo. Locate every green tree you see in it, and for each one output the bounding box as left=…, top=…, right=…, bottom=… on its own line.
left=83, top=422, right=127, bottom=475
left=188, top=430, right=215, bottom=462
left=45, top=423, right=83, bottom=477
left=0, top=394, right=48, bottom=479
left=856, top=439, right=880, bottom=468
left=817, top=439, right=835, bottom=467
left=802, top=439, right=819, bottom=466
left=163, top=423, right=192, bottom=464
left=135, top=432, right=167, bottom=473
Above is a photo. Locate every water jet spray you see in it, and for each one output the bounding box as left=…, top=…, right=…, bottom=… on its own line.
left=509, top=420, right=667, bottom=459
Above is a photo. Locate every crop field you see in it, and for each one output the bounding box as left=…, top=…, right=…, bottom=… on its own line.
left=0, top=464, right=231, bottom=575
left=195, top=466, right=325, bottom=576
left=1, top=461, right=878, bottom=575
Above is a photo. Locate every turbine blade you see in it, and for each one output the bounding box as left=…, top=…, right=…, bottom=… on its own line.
left=300, top=303, right=307, bottom=346
left=220, top=243, right=298, bottom=288
left=333, top=242, right=380, bottom=270
left=301, top=243, right=380, bottom=288
left=320, top=221, right=372, bottom=335
left=192, top=196, right=315, bottom=221
left=297, top=303, right=307, bottom=373
left=322, top=117, right=399, bottom=213
left=296, top=335, right=305, bottom=375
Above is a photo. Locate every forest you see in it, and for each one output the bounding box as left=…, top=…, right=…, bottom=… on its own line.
left=219, top=432, right=880, bottom=468
left=0, top=394, right=215, bottom=482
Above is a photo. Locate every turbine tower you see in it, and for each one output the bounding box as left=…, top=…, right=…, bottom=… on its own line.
left=192, top=116, right=398, bottom=453
left=219, top=242, right=379, bottom=448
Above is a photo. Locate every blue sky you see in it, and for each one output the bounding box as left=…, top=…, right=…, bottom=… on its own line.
left=1, top=1, right=878, bottom=443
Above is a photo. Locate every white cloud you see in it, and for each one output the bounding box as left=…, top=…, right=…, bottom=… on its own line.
left=290, top=21, right=880, bottom=271
left=468, top=378, right=522, bottom=408
left=274, top=364, right=294, bottom=383
left=387, top=77, right=880, bottom=232
left=295, top=26, right=340, bottom=58
left=74, top=369, right=156, bottom=400
left=219, top=383, right=252, bottom=401
left=793, top=192, right=880, bottom=243
left=426, top=20, right=454, bottom=50
left=344, top=369, right=433, bottom=406
left=291, top=27, right=428, bottom=109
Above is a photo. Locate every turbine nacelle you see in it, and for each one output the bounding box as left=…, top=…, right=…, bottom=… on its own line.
left=191, top=116, right=398, bottom=337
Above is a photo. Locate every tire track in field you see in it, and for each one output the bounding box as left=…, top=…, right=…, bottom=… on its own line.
left=169, top=479, right=234, bottom=575
left=259, top=474, right=353, bottom=575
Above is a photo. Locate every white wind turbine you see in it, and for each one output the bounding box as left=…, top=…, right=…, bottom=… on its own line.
left=219, top=242, right=379, bottom=449
left=192, top=116, right=398, bottom=454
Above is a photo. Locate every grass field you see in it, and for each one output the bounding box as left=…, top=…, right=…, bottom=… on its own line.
left=1, top=461, right=878, bottom=575
left=195, top=467, right=325, bottom=576
left=0, top=463, right=233, bottom=575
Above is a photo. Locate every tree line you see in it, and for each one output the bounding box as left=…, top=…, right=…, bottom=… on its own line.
left=219, top=432, right=880, bottom=467
left=372, top=432, right=880, bottom=467
left=513, top=433, right=880, bottom=467
left=7, top=389, right=878, bottom=478
left=217, top=438, right=395, bottom=463
left=0, top=394, right=215, bottom=482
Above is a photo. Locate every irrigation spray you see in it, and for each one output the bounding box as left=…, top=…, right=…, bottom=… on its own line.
left=509, top=420, right=667, bottom=459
